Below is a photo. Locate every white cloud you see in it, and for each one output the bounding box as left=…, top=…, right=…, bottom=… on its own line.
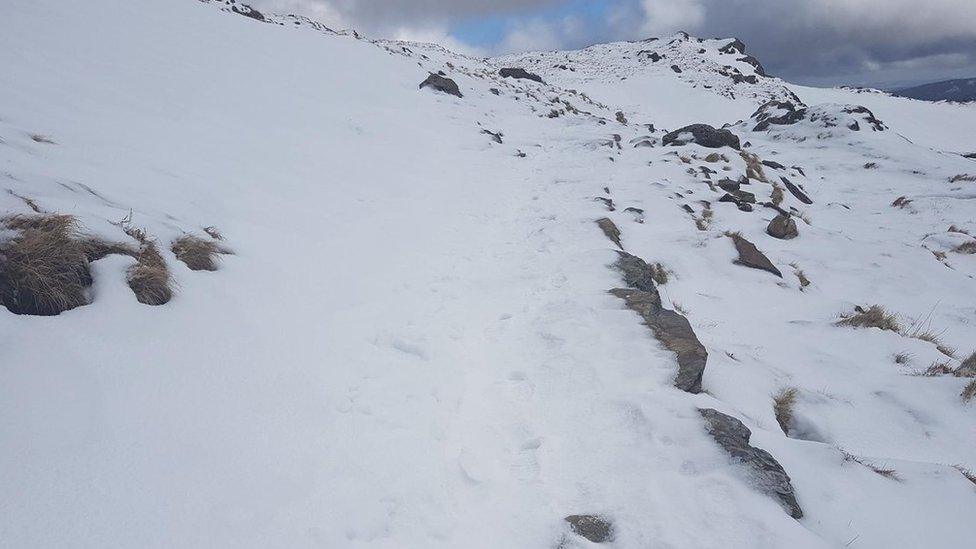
left=638, top=0, right=705, bottom=37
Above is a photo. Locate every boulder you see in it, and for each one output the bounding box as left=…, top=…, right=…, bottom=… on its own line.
left=699, top=408, right=803, bottom=519
left=498, top=67, right=544, bottom=84
left=728, top=233, right=782, bottom=277
left=596, top=218, right=622, bottom=249
left=767, top=214, right=798, bottom=240
left=663, top=124, right=741, bottom=150
left=751, top=101, right=807, bottom=132
left=419, top=74, right=462, bottom=98
left=564, top=515, right=614, bottom=543
left=610, top=287, right=707, bottom=394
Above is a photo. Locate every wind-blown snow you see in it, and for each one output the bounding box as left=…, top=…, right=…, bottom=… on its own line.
left=1, top=1, right=974, bottom=548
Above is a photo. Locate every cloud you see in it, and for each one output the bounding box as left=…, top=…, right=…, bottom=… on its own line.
left=246, top=0, right=976, bottom=86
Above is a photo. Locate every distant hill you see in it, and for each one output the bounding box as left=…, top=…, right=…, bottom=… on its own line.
left=893, top=78, right=976, bottom=102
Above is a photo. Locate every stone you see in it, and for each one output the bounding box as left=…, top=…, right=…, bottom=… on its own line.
left=767, top=214, right=798, bottom=240
left=565, top=515, right=614, bottom=543
left=699, top=408, right=804, bottom=519
left=498, top=67, right=544, bottom=84
left=728, top=233, right=782, bottom=277
left=663, top=124, right=741, bottom=150
left=781, top=177, right=813, bottom=204
left=596, top=218, right=622, bottom=249
left=610, top=287, right=707, bottom=394
left=751, top=100, right=807, bottom=132
left=419, top=74, right=462, bottom=98
left=719, top=38, right=746, bottom=55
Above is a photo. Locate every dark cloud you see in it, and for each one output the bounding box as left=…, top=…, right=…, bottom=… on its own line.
left=247, top=0, right=976, bottom=87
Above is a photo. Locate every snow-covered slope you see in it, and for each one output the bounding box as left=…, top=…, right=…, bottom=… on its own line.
left=1, top=1, right=974, bottom=548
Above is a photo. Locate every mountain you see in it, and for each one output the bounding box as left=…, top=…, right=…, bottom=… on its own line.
left=893, top=78, right=976, bottom=103
left=2, top=1, right=975, bottom=547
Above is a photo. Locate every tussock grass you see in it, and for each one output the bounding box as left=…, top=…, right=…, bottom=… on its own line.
left=127, top=241, right=172, bottom=306
left=949, top=174, right=975, bottom=183
left=172, top=235, right=222, bottom=271
left=954, top=465, right=976, bottom=486
left=770, top=184, right=784, bottom=206
left=955, top=240, right=976, bottom=254
left=842, top=451, right=901, bottom=481
left=922, top=361, right=954, bottom=377
left=0, top=214, right=93, bottom=315
left=893, top=352, right=913, bottom=365
left=836, top=305, right=901, bottom=332
left=789, top=263, right=810, bottom=289
left=773, top=387, right=798, bottom=435
left=962, top=380, right=976, bottom=403
left=649, top=263, right=669, bottom=285
left=959, top=351, right=976, bottom=374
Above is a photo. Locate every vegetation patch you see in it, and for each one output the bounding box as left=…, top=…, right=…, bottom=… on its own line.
left=773, top=387, right=798, bottom=435
left=836, top=305, right=901, bottom=332
left=172, top=234, right=224, bottom=271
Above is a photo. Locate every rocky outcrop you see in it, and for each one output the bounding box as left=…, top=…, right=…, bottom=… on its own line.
left=596, top=218, right=622, bottom=249
left=699, top=408, right=803, bottom=519
left=728, top=233, right=782, bottom=277
left=419, top=74, right=462, bottom=98
left=751, top=100, right=807, bottom=132
left=767, top=214, right=799, bottom=240
left=564, top=515, right=614, bottom=543
left=499, top=67, right=544, bottom=84
left=663, top=124, right=741, bottom=150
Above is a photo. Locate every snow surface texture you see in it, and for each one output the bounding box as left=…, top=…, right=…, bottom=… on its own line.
left=1, top=1, right=975, bottom=547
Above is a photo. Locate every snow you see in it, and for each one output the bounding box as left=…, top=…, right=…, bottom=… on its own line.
left=1, top=1, right=974, bottom=547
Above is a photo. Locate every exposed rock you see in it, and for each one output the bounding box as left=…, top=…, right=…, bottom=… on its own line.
left=419, top=74, right=462, bottom=98
left=762, top=160, right=786, bottom=170
left=842, top=105, right=886, bottom=131
left=613, top=251, right=658, bottom=293
left=615, top=111, right=628, bottom=125
left=737, top=55, right=767, bottom=77
left=595, top=196, right=615, bottom=211
left=719, top=39, right=747, bottom=55
left=780, top=177, right=813, bottom=204
left=231, top=3, right=266, bottom=22
left=767, top=214, right=798, bottom=240
left=670, top=65, right=682, bottom=73
left=596, top=218, right=623, bottom=249
left=610, top=288, right=707, bottom=393
left=699, top=408, right=803, bottom=519
left=718, top=178, right=740, bottom=192
left=663, top=124, right=741, bottom=150
left=751, top=100, right=807, bottom=132
left=481, top=129, right=503, bottom=144
left=624, top=207, right=645, bottom=223
left=728, top=233, right=782, bottom=277
left=498, top=67, right=544, bottom=84
left=565, top=515, right=614, bottom=543
left=704, top=152, right=723, bottom=163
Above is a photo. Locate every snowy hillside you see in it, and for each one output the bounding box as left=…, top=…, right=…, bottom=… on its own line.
left=1, top=1, right=975, bottom=548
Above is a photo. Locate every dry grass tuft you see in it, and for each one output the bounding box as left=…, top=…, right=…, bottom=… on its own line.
left=955, top=240, right=976, bottom=254
left=837, top=305, right=901, bottom=333
left=649, top=263, right=670, bottom=285
left=959, top=352, right=976, bottom=374
left=203, top=226, right=224, bottom=241
left=773, top=387, right=798, bottom=435
left=962, top=379, right=976, bottom=403
left=127, top=241, right=172, bottom=305
left=172, top=235, right=222, bottom=271
left=891, top=196, right=913, bottom=208
left=30, top=134, right=56, bottom=144
left=954, top=465, right=976, bottom=486
left=695, top=205, right=714, bottom=231
left=904, top=311, right=956, bottom=358
left=770, top=184, right=785, bottom=206
left=842, top=451, right=901, bottom=480
left=0, top=214, right=93, bottom=315
left=789, top=263, right=811, bottom=289
left=949, top=174, right=975, bottom=183
left=923, top=361, right=955, bottom=377
left=893, top=352, right=913, bottom=365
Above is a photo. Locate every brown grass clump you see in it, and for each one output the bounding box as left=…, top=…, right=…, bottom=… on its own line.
left=962, top=380, right=976, bottom=403
left=842, top=451, right=901, bottom=480
left=1, top=214, right=93, bottom=315
left=789, top=263, right=810, bottom=289
left=773, top=387, right=798, bottom=435
left=954, top=240, right=976, bottom=254
left=770, top=184, right=785, bottom=206
left=172, top=235, right=222, bottom=271
left=959, top=352, right=976, bottom=375
left=127, top=241, right=172, bottom=305
left=891, top=196, right=912, bottom=208
left=922, top=361, right=954, bottom=377
left=836, top=305, right=901, bottom=333
left=893, top=352, right=913, bottom=365
left=30, top=134, right=56, bottom=144
left=649, top=263, right=669, bottom=285
left=949, top=174, right=975, bottom=183
left=954, top=465, right=976, bottom=486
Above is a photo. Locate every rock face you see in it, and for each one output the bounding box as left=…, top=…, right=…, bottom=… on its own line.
left=419, top=74, right=462, bottom=98
left=699, top=408, right=804, bottom=519
left=767, top=214, right=799, bottom=240
left=564, top=515, right=614, bottom=543
left=498, top=67, right=544, bottom=84
left=663, top=124, right=741, bottom=150
left=610, top=288, right=707, bottom=394
left=781, top=177, right=813, bottom=205
left=729, top=233, right=782, bottom=277
left=596, top=218, right=622, bottom=249
left=751, top=100, right=807, bottom=132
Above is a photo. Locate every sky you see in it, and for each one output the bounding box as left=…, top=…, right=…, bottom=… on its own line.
left=250, top=0, right=976, bottom=88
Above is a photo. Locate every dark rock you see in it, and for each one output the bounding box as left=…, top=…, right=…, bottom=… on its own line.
left=613, top=251, right=658, bottom=293
left=842, top=105, right=886, bottom=131
left=615, top=111, right=628, bottom=125
left=624, top=207, right=645, bottom=223
left=610, top=288, right=707, bottom=393
left=699, top=409, right=803, bottom=519
left=728, top=233, right=782, bottom=277
left=718, top=178, right=740, bottom=192
left=639, top=51, right=663, bottom=63
left=595, top=197, right=615, bottom=211
left=663, top=124, right=741, bottom=150
left=751, top=101, right=807, bottom=132
left=565, top=515, right=614, bottom=543
left=731, top=74, right=759, bottom=85
left=419, top=74, right=462, bottom=98
left=737, top=55, right=767, bottom=77
left=232, top=4, right=266, bottom=22
left=767, top=214, right=798, bottom=240
left=762, top=160, right=786, bottom=170
left=481, top=129, right=503, bottom=144
left=596, top=218, right=622, bottom=249
left=489, top=88, right=500, bottom=95
left=670, top=65, right=683, bottom=73
left=499, top=67, right=544, bottom=84
left=737, top=202, right=754, bottom=212
left=780, top=177, right=813, bottom=204
left=719, top=39, right=747, bottom=55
